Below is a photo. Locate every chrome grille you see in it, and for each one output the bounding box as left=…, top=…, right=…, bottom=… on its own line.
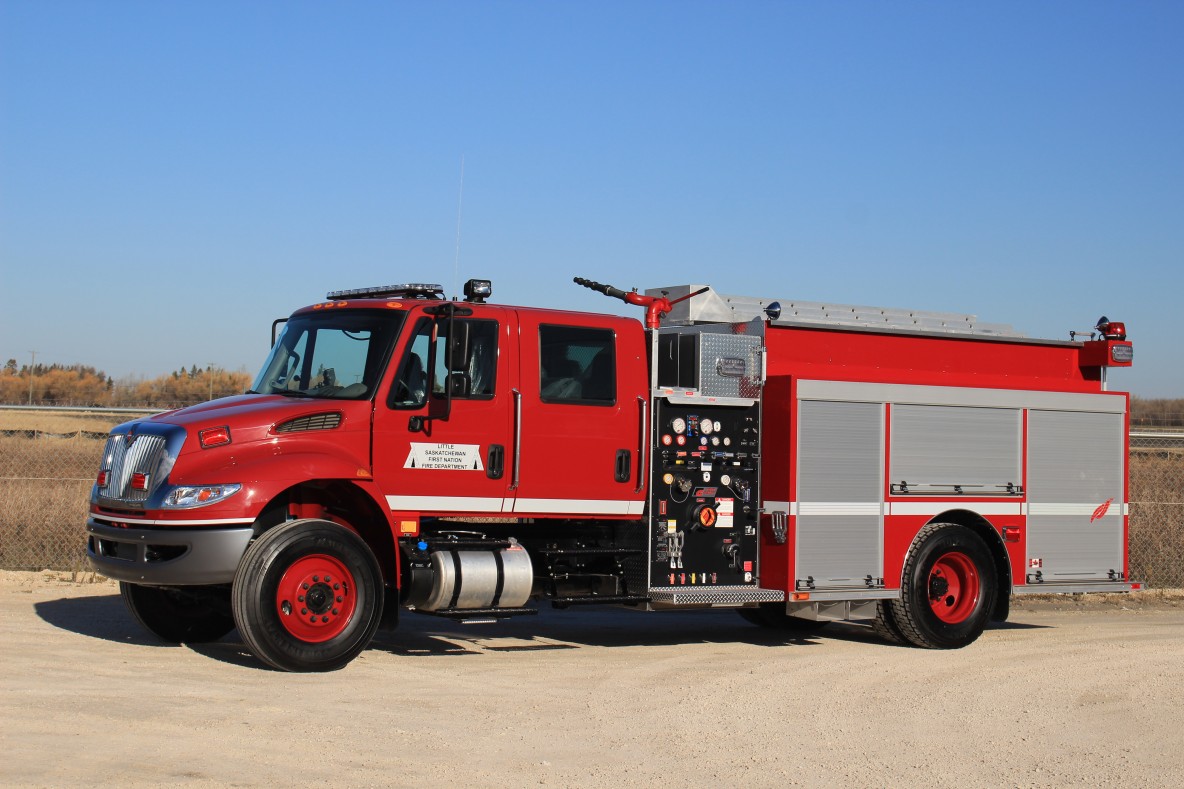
left=98, top=433, right=171, bottom=504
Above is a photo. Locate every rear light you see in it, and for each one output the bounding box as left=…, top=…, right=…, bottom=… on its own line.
left=96, top=470, right=109, bottom=488
left=199, top=426, right=232, bottom=448
left=131, top=472, right=150, bottom=491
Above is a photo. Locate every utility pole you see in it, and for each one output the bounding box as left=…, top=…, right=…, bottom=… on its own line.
left=27, top=350, right=37, bottom=404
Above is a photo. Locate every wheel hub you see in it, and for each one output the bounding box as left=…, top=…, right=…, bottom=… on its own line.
left=928, top=574, right=950, bottom=600
left=275, top=555, right=357, bottom=643
left=926, top=551, right=980, bottom=625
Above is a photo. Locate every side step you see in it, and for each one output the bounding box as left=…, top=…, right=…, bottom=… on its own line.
left=648, top=585, right=786, bottom=607
left=551, top=594, right=651, bottom=608
left=413, top=607, right=539, bottom=621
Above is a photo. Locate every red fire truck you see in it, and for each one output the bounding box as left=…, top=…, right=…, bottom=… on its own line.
left=86, top=277, right=1137, bottom=671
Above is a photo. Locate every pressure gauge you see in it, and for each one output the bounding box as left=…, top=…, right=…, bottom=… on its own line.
left=720, top=474, right=732, bottom=486
left=711, top=436, right=720, bottom=446
left=723, top=437, right=732, bottom=446
left=700, top=419, right=714, bottom=435
left=671, top=417, right=687, bottom=435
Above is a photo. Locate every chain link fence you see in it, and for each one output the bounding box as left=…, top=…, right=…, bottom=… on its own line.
left=3, top=428, right=1184, bottom=587
left=1129, top=432, right=1184, bottom=588
left=0, top=431, right=105, bottom=573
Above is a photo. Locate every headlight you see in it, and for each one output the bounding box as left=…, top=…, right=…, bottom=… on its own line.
left=162, top=484, right=242, bottom=509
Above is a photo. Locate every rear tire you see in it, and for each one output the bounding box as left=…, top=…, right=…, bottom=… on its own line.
left=232, top=519, right=384, bottom=672
left=890, top=523, right=996, bottom=649
left=737, top=602, right=830, bottom=633
left=870, top=600, right=908, bottom=645
left=120, top=582, right=235, bottom=644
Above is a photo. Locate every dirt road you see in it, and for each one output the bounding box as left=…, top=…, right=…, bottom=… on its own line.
left=4, top=571, right=1183, bottom=788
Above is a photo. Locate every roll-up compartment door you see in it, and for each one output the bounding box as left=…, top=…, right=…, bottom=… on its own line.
left=1027, top=410, right=1125, bottom=581
left=890, top=405, right=1021, bottom=495
left=796, top=400, right=883, bottom=589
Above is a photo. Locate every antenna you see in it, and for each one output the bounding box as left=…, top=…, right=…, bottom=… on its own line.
left=452, top=155, right=465, bottom=298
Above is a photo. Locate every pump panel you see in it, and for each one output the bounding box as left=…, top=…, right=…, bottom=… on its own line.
left=648, top=400, right=761, bottom=589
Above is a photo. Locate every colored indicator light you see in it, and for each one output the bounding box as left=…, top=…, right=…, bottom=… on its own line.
left=96, top=470, right=109, bottom=488
left=199, top=426, right=232, bottom=449
left=131, top=472, right=150, bottom=491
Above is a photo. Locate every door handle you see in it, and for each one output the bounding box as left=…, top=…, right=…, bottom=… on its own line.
left=487, top=444, right=505, bottom=480
left=615, top=449, right=631, bottom=483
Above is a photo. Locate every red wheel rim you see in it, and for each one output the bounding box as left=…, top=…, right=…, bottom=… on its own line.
left=927, top=551, right=980, bottom=624
left=275, top=554, right=357, bottom=643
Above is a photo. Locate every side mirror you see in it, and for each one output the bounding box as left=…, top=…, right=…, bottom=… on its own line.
left=271, top=318, right=287, bottom=347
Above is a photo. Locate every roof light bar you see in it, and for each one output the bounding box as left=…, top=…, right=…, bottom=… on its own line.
left=326, top=284, right=445, bottom=301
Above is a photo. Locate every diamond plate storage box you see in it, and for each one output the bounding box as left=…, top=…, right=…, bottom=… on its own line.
left=656, top=329, right=762, bottom=400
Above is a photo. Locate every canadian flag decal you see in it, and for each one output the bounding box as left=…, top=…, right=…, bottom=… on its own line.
left=1090, top=498, right=1115, bottom=523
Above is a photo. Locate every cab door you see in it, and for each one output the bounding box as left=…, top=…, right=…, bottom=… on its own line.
left=372, top=305, right=518, bottom=515
left=511, top=311, right=648, bottom=517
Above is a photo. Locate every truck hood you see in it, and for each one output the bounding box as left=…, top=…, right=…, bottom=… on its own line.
left=138, top=394, right=368, bottom=436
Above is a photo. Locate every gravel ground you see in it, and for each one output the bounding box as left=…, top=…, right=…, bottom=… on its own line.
left=3, top=571, right=1183, bottom=788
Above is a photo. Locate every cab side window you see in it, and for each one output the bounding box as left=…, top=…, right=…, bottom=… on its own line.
left=539, top=325, right=615, bottom=405
left=389, top=318, right=498, bottom=409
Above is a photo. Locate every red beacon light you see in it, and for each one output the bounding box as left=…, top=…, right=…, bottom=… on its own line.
left=1077, top=315, right=1133, bottom=372
left=1095, top=317, right=1127, bottom=341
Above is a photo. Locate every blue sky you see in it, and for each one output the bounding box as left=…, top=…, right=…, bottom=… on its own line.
left=2, top=1, right=1181, bottom=396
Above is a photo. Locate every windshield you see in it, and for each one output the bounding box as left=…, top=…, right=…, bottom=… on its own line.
left=251, top=310, right=405, bottom=399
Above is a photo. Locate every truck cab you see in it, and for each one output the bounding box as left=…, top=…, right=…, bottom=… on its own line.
left=88, top=280, right=679, bottom=670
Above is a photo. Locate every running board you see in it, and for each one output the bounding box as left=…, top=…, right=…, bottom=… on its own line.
left=648, top=586, right=786, bottom=607
left=1013, top=582, right=1138, bottom=595
left=551, top=595, right=651, bottom=607
left=412, top=606, right=539, bottom=621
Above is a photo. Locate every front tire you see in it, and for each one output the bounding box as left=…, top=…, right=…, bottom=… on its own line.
left=232, top=519, right=383, bottom=672
left=120, top=582, right=235, bottom=643
left=891, top=523, right=996, bottom=649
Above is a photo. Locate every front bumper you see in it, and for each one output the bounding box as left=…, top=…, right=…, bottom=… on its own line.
left=86, top=517, right=253, bottom=585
